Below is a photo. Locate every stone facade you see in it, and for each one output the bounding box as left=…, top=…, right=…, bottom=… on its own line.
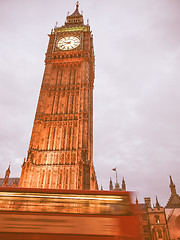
left=18, top=3, right=98, bottom=190
left=137, top=197, right=170, bottom=240
left=137, top=176, right=180, bottom=240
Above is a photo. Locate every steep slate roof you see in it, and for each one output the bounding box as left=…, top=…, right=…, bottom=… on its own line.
left=165, top=194, right=180, bottom=208
left=68, top=4, right=82, bottom=18
left=138, top=203, right=147, bottom=211
left=165, top=176, right=180, bottom=208
left=0, top=178, right=20, bottom=187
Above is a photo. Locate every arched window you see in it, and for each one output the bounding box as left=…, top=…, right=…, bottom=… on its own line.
left=152, top=228, right=157, bottom=240
left=154, top=215, right=160, bottom=223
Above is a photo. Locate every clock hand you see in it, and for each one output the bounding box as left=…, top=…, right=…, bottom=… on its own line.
left=64, top=41, right=71, bottom=44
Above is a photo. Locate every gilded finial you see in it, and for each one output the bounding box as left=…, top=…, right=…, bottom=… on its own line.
left=76, top=1, right=79, bottom=10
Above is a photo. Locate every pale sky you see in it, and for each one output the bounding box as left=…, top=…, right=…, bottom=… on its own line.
left=0, top=0, right=180, bottom=205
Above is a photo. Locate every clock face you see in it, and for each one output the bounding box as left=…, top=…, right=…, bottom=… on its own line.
left=57, top=36, right=80, bottom=50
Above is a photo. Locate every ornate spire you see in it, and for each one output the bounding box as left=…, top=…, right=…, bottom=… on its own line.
left=169, top=175, right=177, bottom=196
left=165, top=176, right=180, bottom=208
left=7, top=164, right=10, bottom=172
left=76, top=1, right=79, bottom=11
left=155, top=196, right=160, bottom=209
left=65, top=2, right=84, bottom=27
left=3, top=164, right=11, bottom=186
left=121, top=177, right=126, bottom=191
left=170, top=175, right=174, bottom=185
left=109, top=177, right=113, bottom=190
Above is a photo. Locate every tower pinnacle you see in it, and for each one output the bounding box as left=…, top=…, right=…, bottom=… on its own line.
left=3, top=164, right=11, bottom=186
left=169, top=175, right=177, bottom=196
left=122, top=177, right=126, bottom=191
left=7, top=164, right=10, bottom=172
left=76, top=1, right=79, bottom=10
left=155, top=196, right=160, bottom=209
left=65, top=2, right=84, bottom=27
left=109, top=177, right=113, bottom=190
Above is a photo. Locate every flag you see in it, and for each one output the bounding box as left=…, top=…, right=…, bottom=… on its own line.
left=112, top=168, right=116, bottom=171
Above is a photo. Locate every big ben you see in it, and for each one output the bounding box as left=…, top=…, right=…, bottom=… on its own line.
left=19, top=2, right=98, bottom=190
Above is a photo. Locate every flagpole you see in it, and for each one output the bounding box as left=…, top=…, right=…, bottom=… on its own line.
left=112, top=167, right=118, bottom=184
left=115, top=168, right=118, bottom=184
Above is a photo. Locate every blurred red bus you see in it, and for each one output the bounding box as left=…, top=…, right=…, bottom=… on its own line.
left=0, top=187, right=142, bottom=239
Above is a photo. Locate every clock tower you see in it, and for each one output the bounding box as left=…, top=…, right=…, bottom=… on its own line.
left=19, top=2, right=98, bottom=190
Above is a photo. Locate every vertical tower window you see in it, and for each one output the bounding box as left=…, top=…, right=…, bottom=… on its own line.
left=158, top=230, right=162, bottom=238
left=154, top=215, right=160, bottom=223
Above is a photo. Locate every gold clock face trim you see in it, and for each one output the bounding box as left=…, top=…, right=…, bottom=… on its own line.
left=57, top=36, right=80, bottom=50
